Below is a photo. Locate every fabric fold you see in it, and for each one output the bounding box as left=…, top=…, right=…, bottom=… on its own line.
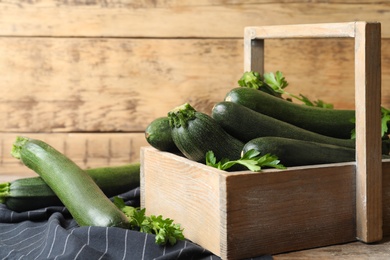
left=0, top=187, right=272, bottom=260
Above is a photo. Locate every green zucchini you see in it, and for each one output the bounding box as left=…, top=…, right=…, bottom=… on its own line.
left=0, top=163, right=140, bottom=212
left=145, top=117, right=180, bottom=153
left=242, top=136, right=357, bottom=167
left=168, top=103, right=244, bottom=164
left=212, top=101, right=356, bottom=149
left=11, top=136, right=129, bottom=228
left=225, top=87, right=355, bottom=139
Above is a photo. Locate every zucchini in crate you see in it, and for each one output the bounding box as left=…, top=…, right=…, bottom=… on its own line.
left=243, top=136, right=390, bottom=167
left=242, top=136, right=357, bottom=167
left=11, top=136, right=129, bottom=228
left=168, top=103, right=244, bottom=165
left=145, top=116, right=180, bottom=153
left=0, top=163, right=140, bottom=212
left=211, top=101, right=356, bottom=149
left=225, top=87, right=356, bottom=139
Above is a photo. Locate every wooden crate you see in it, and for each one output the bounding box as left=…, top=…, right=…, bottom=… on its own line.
left=141, top=22, right=385, bottom=259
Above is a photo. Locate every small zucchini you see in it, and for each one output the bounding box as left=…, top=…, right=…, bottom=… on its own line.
left=225, top=87, right=356, bottom=139
left=145, top=117, right=180, bottom=153
left=168, top=103, right=244, bottom=164
left=211, top=101, right=356, bottom=149
left=242, top=136, right=357, bottom=167
left=11, top=136, right=129, bottom=228
left=0, top=163, right=140, bottom=212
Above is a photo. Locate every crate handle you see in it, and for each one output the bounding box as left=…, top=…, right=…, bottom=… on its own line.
left=244, top=21, right=382, bottom=243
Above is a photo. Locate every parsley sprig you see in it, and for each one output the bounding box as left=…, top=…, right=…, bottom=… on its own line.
left=351, top=106, right=390, bottom=139
left=263, top=71, right=333, bottom=109
left=206, top=149, right=285, bottom=172
left=238, top=71, right=333, bottom=108
left=113, top=197, right=185, bottom=246
left=381, top=107, right=390, bottom=137
left=238, top=71, right=282, bottom=98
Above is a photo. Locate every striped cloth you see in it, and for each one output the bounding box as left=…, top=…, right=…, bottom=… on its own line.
left=0, top=188, right=273, bottom=260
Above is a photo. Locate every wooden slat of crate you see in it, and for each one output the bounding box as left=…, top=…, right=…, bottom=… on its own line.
left=354, top=22, right=382, bottom=242
left=223, top=163, right=357, bottom=256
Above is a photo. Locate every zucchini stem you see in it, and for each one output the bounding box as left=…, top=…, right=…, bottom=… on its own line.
left=168, top=103, right=196, bottom=128
left=0, top=182, right=10, bottom=203
left=11, top=136, right=29, bottom=159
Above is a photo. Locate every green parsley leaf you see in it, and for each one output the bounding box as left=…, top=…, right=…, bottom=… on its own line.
left=350, top=107, right=390, bottom=139
left=238, top=71, right=282, bottom=97
left=263, top=71, right=288, bottom=93
left=299, top=94, right=334, bottom=109
left=381, top=107, right=390, bottom=137
left=262, top=71, right=334, bottom=109
left=205, top=149, right=286, bottom=172
left=113, top=197, right=185, bottom=246
left=238, top=71, right=264, bottom=89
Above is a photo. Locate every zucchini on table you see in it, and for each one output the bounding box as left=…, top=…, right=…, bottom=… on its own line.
left=11, top=136, right=129, bottom=228
left=0, top=163, right=140, bottom=212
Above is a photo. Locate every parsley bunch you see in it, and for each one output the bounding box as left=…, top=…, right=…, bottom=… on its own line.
left=206, top=149, right=285, bottom=172
left=113, top=197, right=185, bottom=246
left=263, top=71, right=333, bottom=109
left=239, top=71, right=333, bottom=108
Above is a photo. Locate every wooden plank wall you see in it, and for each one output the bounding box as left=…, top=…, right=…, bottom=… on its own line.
left=1, top=0, right=390, bottom=181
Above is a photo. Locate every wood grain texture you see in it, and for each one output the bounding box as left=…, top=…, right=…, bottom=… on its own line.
left=140, top=146, right=223, bottom=256
left=1, top=2, right=390, bottom=38
left=142, top=147, right=390, bottom=259
left=223, top=163, right=357, bottom=259
left=0, top=133, right=148, bottom=182
left=354, top=22, right=382, bottom=243
left=246, top=22, right=356, bottom=39
left=274, top=236, right=390, bottom=260
left=2, top=37, right=390, bottom=133
left=0, top=2, right=389, bottom=257
left=383, top=161, right=390, bottom=236
left=0, top=38, right=243, bottom=132
left=141, top=147, right=362, bottom=259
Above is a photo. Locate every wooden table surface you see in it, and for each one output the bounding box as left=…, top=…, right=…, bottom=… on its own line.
left=274, top=236, right=390, bottom=259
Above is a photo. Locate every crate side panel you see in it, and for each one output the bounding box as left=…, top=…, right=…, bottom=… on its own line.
left=141, top=147, right=224, bottom=255
left=223, top=164, right=357, bottom=258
